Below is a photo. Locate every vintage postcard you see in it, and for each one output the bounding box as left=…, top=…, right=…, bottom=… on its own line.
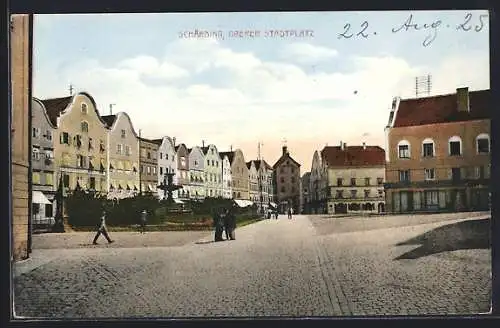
left=11, top=10, right=491, bottom=318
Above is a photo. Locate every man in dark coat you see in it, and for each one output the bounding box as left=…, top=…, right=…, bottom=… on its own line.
left=93, top=210, right=114, bottom=245
left=140, top=209, right=147, bottom=234
left=226, top=207, right=237, bottom=240
left=213, top=207, right=224, bottom=242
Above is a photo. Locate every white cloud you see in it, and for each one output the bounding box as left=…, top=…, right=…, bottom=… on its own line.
left=281, top=42, right=339, bottom=64
left=34, top=39, right=489, bottom=171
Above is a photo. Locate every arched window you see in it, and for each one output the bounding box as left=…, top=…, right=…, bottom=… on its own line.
left=476, top=133, right=490, bottom=154
left=448, top=136, right=462, bottom=156
left=81, top=121, right=89, bottom=133
left=422, top=138, right=435, bottom=158
left=397, top=140, right=410, bottom=159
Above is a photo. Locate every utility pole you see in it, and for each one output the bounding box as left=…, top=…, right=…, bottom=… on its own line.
left=109, top=103, right=116, bottom=115
left=138, top=129, right=142, bottom=195
left=69, top=84, right=74, bottom=96
left=258, top=141, right=264, bottom=215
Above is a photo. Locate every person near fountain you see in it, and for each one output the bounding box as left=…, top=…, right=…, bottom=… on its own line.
left=213, top=207, right=224, bottom=242
left=140, top=209, right=147, bottom=234
left=226, top=207, right=236, bottom=240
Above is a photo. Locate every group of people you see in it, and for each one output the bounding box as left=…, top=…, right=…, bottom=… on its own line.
left=266, top=207, right=294, bottom=220
left=213, top=207, right=237, bottom=242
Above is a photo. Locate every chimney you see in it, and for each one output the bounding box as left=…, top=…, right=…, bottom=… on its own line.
left=173, top=137, right=176, bottom=146
left=202, top=140, right=205, bottom=148
left=363, top=142, right=366, bottom=150
left=230, top=145, right=233, bottom=151
left=282, top=146, right=288, bottom=156
left=340, top=141, right=345, bottom=151
left=456, top=87, right=470, bottom=112
left=343, top=142, right=347, bottom=150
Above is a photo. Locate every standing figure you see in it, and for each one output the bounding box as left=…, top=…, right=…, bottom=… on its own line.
left=223, top=208, right=230, bottom=240
left=93, top=210, right=114, bottom=245
left=274, top=210, right=278, bottom=220
left=213, top=207, right=224, bottom=242
left=287, top=207, right=293, bottom=220
left=226, top=207, right=237, bottom=240
left=140, top=209, right=147, bottom=234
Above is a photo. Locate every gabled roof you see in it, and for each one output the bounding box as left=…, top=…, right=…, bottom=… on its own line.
left=219, top=151, right=235, bottom=164
left=273, top=152, right=301, bottom=169
left=100, top=114, right=117, bottom=128
left=320, top=145, right=385, bottom=167
left=393, top=89, right=490, bottom=127
left=151, top=138, right=163, bottom=145
left=40, top=96, right=72, bottom=126
left=251, top=159, right=273, bottom=171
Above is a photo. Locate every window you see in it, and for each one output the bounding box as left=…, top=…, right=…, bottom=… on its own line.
left=77, top=155, right=87, bottom=168
left=89, top=177, right=96, bottom=189
left=79, top=121, right=88, bottom=133
left=377, top=177, right=383, bottom=185
left=117, top=144, right=122, bottom=155
left=99, top=140, right=105, bottom=152
left=476, top=134, right=490, bottom=154
left=194, top=160, right=198, bottom=166
left=365, top=177, right=370, bottom=186
left=291, top=177, right=296, bottom=183
left=336, top=190, right=344, bottom=198
left=291, top=187, right=296, bottom=193
left=448, top=136, right=462, bottom=156
left=45, top=204, right=53, bottom=218
left=32, top=172, right=41, bottom=185
left=397, top=140, right=410, bottom=159
left=160, top=167, right=163, bottom=175
left=153, top=167, right=157, bottom=174
left=378, top=190, right=383, bottom=197
left=147, top=152, right=151, bottom=159
left=159, top=153, right=163, bottom=159
left=32, top=127, right=40, bottom=138
left=121, top=129, right=126, bottom=138
left=125, top=145, right=131, bottom=156
left=60, top=132, right=70, bottom=144
left=180, top=156, right=186, bottom=167
left=281, top=186, right=286, bottom=193
left=147, top=166, right=151, bottom=174
left=425, top=190, right=439, bottom=206
left=46, top=173, right=53, bottom=186
left=32, top=147, right=40, bottom=160
left=351, top=190, right=357, bottom=198
left=350, top=178, right=356, bottom=186
left=63, top=174, right=70, bottom=188
left=212, top=160, right=215, bottom=166
left=452, top=168, right=461, bottom=181
left=206, top=159, right=210, bottom=166
left=81, top=103, right=88, bottom=113
left=166, top=154, right=169, bottom=160
left=422, top=138, right=434, bottom=157
left=399, top=170, right=410, bottom=182
left=45, top=130, right=52, bottom=141
left=424, top=168, right=435, bottom=180
left=364, top=190, right=370, bottom=198
left=337, top=178, right=343, bottom=186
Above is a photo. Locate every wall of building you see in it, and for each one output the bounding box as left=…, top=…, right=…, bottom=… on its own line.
left=11, top=14, right=31, bottom=261
left=139, top=139, right=158, bottom=193
left=107, top=113, right=140, bottom=198
left=274, top=155, right=301, bottom=213
left=204, top=145, right=223, bottom=198
left=221, top=155, right=232, bottom=199
left=231, top=149, right=249, bottom=200
left=386, top=119, right=490, bottom=213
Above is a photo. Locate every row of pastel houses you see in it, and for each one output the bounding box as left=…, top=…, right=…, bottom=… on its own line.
left=31, top=91, right=279, bottom=221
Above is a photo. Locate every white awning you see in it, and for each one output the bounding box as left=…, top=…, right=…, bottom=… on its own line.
left=148, top=184, right=153, bottom=191
left=174, top=199, right=184, bottom=204
left=32, top=191, right=51, bottom=204
left=269, top=202, right=277, bottom=208
left=234, top=199, right=254, bottom=207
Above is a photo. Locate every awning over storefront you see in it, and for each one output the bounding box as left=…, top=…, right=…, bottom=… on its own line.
left=174, top=199, right=184, bottom=204
left=148, top=184, right=153, bottom=191
left=234, top=199, right=254, bottom=207
left=269, top=202, right=277, bottom=208
left=32, top=191, right=51, bottom=204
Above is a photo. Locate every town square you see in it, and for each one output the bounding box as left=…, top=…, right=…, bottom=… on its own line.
left=10, top=10, right=491, bottom=318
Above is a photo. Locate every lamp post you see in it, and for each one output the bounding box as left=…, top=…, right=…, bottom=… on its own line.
left=52, top=172, right=65, bottom=232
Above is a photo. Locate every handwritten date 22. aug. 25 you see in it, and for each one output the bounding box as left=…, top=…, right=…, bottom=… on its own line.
left=337, top=12, right=488, bottom=47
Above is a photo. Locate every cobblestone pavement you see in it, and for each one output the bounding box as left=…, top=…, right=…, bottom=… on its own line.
left=13, top=213, right=491, bottom=318
left=32, top=230, right=212, bottom=249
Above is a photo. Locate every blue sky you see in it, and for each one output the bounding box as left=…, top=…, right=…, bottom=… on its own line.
left=33, top=11, right=490, bottom=172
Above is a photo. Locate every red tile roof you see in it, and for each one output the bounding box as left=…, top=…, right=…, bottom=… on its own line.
left=393, top=89, right=490, bottom=127
left=272, top=153, right=301, bottom=169
left=321, top=146, right=385, bottom=167
left=40, top=96, right=72, bottom=126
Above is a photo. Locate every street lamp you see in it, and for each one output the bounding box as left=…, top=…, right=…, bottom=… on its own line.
left=52, top=172, right=65, bottom=232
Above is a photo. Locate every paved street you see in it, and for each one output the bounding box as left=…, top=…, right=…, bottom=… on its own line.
left=13, top=212, right=491, bottom=318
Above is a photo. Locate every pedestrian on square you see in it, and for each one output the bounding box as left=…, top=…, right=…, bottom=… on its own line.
left=274, top=210, right=279, bottom=220
left=213, top=207, right=224, bottom=242
left=287, top=207, right=293, bottom=220
left=226, top=207, right=236, bottom=240
left=93, top=210, right=114, bottom=245
left=223, top=207, right=231, bottom=240
left=140, top=209, right=147, bottom=234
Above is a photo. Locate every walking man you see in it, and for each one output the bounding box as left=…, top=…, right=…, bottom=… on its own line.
left=213, top=207, right=224, bottom=242
left=287, top=207, right=293, bottom=220
left=226, top=207, right=236, bottom=240
left=140, top=209, right=147, bottom=234
left=93, top=210, right=114, bottom=245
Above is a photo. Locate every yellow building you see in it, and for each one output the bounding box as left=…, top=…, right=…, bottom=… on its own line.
left=101, top=113, right=140, bottom=199
left=42, top=92, right=108, bottom=193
